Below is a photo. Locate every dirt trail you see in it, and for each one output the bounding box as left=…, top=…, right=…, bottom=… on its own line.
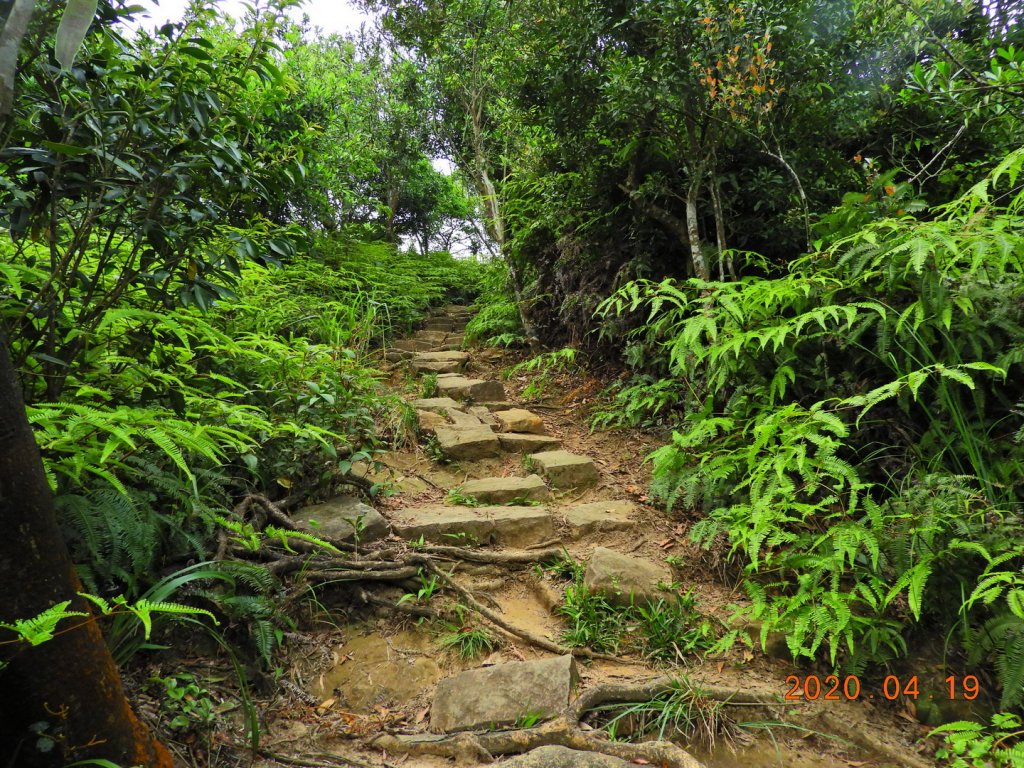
left=255, top=306, right=937, bottom=768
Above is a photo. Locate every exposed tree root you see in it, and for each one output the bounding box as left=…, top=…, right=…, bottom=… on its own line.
left=373, top=717, right=703, bottom=767
left=414, top=557, right=630, bottom=663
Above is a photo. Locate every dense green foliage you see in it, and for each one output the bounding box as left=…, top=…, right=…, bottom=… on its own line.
left=4, top=0, right=1024, bottom=760
left=0, top=0, right=480, bottom=656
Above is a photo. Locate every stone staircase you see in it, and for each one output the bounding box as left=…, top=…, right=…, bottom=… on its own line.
left=282, top=303, right=929, bottom=768
left=298, top=304, right=700, bottom=766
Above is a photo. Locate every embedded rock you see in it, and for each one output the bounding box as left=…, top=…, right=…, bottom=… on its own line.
left=435, top=426, right=501, bottom=460
left=390, top=505, right=553, bottom=547
left=459, top=474, right=551, bottom=504
left=494, top=408, right=546, bottom=434
left=561, top=500, right=636, bottom=538
left=436, top=375, right=506, bottom=403
left=410, top=397, right=462, bottom=413
left=583, top=547, right=671, bottom=607
left=292, top=496, right=389, bottom=543
left=430, top=655, right=577, bottom=732
left=498, top=433, right=561, bottom=453
left=528, top=450, right=599, bottom=489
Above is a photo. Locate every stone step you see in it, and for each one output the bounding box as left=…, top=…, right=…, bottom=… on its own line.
left=416, top=410, right=448, bottom=434
left=527, top=450, right=599, bottom=488
left=424, top=319, right=464, bottom=333
left=583, top=547, right=671, bottom=607
left=292, top=496, right=389, bottom=544
left=393, top=338, right=435, bottom=353
left=459, top=474, right=551, bottom=504
left=413, top=330, right=452, bottom=344
left=561, top=500, right=636, bottom=538
left=435, top=425, right=501, bottom=460
left=389, top=505, right=553, bottom=548
left=384, top=349, right=413, bottom=363
left=436, top=375, right=506, bottom=403
left=410, top=396, right=462, bottom=413
left=430, top=655, right=577, bottom=732
left=411, top=351, right=470, bottom=374
left=467, top=405, right=498, bottom=427
left=498, top=433, right=561, bottom=453
left=493, top=408, right=546, bottom=434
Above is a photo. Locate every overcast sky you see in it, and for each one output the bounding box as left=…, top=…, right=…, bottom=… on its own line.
left=129, top=0, right=372, bottom=36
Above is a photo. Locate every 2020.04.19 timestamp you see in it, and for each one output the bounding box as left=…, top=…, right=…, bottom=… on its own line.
left=784, top=675, right=981, bottom=701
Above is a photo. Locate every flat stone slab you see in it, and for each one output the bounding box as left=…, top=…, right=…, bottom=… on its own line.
left=499, top=433, right=561, bottom=453
left=583, top=547, right=671, bottom=607
left=500, top=746, right=634, bottom=768
left=292, top=496, right=389, bottom=544
left=436, top=375, right=506, bottom=403
left=384, top=349, right=413, bottom=363
left=410, top=397, right=462, bottom=413
left=528, top=450, right=599, bottom=489
left=435, top=426, right=500, bottom=460
left=417, top=409, right=447, bottom=435
left=459, top=474, right=551, bottom=504
left=413, top=359, right=463, bottom=374
left=468, top=406, right=498, bottom=427
left=393, top=338, right=434, bottom=353
left=390, top=505, right=554, bottom=548
left=561, top=500, right=636, bottom=538
left=415, top=351, right=470, bottom=364
left=413, top=330, right=450, bottom=343
left=494, top=408, right=546, bottom=434
left=431, top=655, right=577, bottom=732
left=445, top=408, right=485, bottom=429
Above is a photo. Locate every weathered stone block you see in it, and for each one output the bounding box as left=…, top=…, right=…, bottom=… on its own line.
left=436, top=375, right=506, bottom=403
left=390, top=505, right=553, bottom=548
left=292, top=496, right=389, bottom=544
left=494, top=408, right=546, bottom=434
left=417, top=410, right=447, bottom=435
left=527, top=450, right=599, bottom=489
left=561, top=500, right=636, bottom=538
left=393, top=338, right=434, bottom=353
left=459, top=474, right=551, bottom=504
left=498, top=433, right=561, bottom=453
left=583, top=547, right=671, bottom=607
left=430, top=656, right=577, bottom=732
left=468, top=406, right=498, bottom=427
left=410, top=397, right=462, bottom=413
left=435, top=426, right=501, bottom=460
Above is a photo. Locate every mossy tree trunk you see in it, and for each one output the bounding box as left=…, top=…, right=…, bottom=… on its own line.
left=0, top=334, right=172, bottom=768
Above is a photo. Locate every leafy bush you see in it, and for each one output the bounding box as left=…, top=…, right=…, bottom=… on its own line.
left=597, top=149, right=1024, bottom=698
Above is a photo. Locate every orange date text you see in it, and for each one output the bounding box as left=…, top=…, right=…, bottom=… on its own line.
left=783, top=674, right=980, bottom=701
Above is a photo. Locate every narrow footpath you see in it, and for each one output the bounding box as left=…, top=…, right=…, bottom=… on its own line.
left=262, top=305, right=937, bottom=768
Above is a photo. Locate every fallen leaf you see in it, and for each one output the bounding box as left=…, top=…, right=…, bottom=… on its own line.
left=658, top=538, right=674, bottom=549
left=316, top=697, right=336, bottom=711
left=631, top=760, right=650, bottom=765
left=716, top=661, right=725, bottom=674
left=414, top=707, right=429, bottom=724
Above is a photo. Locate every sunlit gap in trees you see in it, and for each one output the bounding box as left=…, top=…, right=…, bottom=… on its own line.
left=123, top=0, right=372, bottom=36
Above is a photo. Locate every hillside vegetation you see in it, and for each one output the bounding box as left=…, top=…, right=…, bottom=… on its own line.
left=1, top=0, right=1023, bottom=765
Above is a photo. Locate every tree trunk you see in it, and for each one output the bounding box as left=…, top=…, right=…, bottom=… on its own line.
left=685, top=178, right=710, bottom=280
left=0, top=0, right=35, bottom=117
left=0, top=333, right=172, bottom=768
left=708, top=172, right=733, bottom=280
left=467, top=97, right=538, bottom=346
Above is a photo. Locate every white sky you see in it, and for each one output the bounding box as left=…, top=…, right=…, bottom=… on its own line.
left=129, top=0, right=371, bottom=36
